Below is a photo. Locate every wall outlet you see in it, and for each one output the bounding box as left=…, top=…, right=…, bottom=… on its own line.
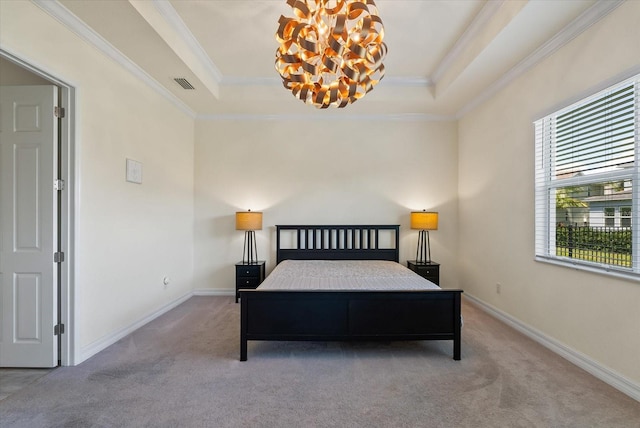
left=496, top=283, right=501, bottom=294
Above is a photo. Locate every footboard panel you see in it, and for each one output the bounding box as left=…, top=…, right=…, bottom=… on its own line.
left=245, top=297, right=349, bottom=336
left=240, top=289, right=462, bottom=361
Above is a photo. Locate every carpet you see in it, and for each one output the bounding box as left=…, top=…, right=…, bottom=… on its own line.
left=1, top=296, right=639, bottom=427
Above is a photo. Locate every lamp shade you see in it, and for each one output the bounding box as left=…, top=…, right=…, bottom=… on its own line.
left=411, top=211, right=438, bottom=230
left=235, top=211, right=263, bottom=231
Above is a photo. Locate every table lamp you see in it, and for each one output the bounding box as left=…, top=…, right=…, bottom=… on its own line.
left=410, top=210, right=438, bottom=263
left=236, top=210, right=263, bottom=264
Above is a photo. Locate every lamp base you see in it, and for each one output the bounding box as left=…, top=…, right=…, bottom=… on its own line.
left=242, top=230, right=258, bottom=264
left=415, top=230, right=431, bottom=264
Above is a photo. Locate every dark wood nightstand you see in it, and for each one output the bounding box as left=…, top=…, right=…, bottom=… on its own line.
left=235, top=261, right=265, bottom=303
left=407, top=260, right=440, bottom=285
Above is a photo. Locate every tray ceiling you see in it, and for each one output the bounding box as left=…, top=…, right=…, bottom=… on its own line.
left=48, top=0, right=617, bottom=118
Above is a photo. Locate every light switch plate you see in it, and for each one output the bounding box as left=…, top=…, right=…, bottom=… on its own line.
left=126, top=158, right=143, bottom=184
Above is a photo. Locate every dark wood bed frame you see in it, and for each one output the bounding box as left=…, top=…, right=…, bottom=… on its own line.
left=239, top=225, right=463, bottom=361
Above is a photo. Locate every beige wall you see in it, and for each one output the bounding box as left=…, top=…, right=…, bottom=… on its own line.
left=458, top=1, right=640, bottom=385
left=0, top=57, right=50, bottom=85
left=3, top=0, right=638, bottom=394
left=1, top=1, right=195, bottom=362
left=194, top=118, right=459, bottom=291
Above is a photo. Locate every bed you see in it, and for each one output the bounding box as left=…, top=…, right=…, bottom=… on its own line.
left=239, top=225, right=463, bottom=361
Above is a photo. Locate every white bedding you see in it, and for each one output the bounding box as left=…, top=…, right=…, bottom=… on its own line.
left=257, top=259, right=440, bottom=291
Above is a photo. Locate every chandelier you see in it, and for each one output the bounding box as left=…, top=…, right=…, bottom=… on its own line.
left=275, top=0, right=387, bottom=109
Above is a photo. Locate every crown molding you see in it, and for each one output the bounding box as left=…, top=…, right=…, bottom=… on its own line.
left=151, top=0, right=223, bottom=81
left=149, top=0, right=222, bottom=97
left=32, top=0, right=624, bottom=122
left=196, top=112, right=455, bottom=122
left=32, top=0, right=196, bottom=119
left=221, top=76, right=281, bottom=86
left=149, top=0, right=432, bottom=90
left=383, top=76, right=433, bottom=87
left=220, top=75, right=432, bottom=87
left=455, top=0, right=625, bottom=119
left=431, top=0, right=504, bottom=85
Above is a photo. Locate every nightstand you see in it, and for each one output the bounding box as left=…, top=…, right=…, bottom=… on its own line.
left=407, top=260, right=440, bottom=285
left=235, top=261, right=265, bottom=303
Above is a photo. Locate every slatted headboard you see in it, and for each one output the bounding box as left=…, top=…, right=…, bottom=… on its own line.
left=276, top=225, right=400, bottom=264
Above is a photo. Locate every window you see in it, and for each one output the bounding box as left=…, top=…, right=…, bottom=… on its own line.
left=604, top=207, right=615, bottom=227
left=535, top=74, right=639, bottom=276
left=621, top=206, right=632, bottom=227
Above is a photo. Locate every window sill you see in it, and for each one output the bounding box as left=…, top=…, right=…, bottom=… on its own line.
left=535, top=256, right=640, bottom=283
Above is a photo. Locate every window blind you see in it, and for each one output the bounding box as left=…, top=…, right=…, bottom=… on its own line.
left=534, top=73, right=640, bottom=277
left=555, top=84, right=635, bottom=177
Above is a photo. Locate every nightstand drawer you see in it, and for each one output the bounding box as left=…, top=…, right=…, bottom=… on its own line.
left=236, top=265, right=262, bottom=277
left=236, top=277, right=261, bottom=288
left=235, top=261, right=265, bottom=303
left=414, top=266, right=437, bottom=277
left=407, top=260, right=440, bottom=286
left=416, top=265, right=438, bottom=276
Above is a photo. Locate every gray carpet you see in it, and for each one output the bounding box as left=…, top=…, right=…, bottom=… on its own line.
left=1, top=296, right=639, bottom=427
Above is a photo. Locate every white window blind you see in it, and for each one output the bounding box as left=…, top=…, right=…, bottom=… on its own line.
left=555, top=85, right=635, bottom=177
left=535, top=74, right=640, bottom=277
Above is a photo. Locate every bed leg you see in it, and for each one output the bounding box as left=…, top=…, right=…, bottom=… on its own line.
left=453, top=293, right=462, bottom=360
left=240, top=339, right=247, bottom=362
left=240, top=296, right=248, bottom=361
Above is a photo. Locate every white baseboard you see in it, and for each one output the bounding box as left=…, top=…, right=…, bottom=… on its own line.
left=78, top=289, right=234, bottom=363
left=464, top=294, right=640, bottom=402
left=193, top=288, right=234, bottom=296
left=79, top=291, right=193, bottom=364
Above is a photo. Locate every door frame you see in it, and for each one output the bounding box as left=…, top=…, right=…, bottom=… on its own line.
left=1, top=49, right=77, bottom=366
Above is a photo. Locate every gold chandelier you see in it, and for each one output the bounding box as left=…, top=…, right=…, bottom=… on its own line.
left=275, top=0, right=387, bottom=109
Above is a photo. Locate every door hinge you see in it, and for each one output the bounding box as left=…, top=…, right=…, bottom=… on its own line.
left=54, top=106, right=65, bottom=118
left=54, top=324, right=65, bottom=336
left=54, top=179, right=65, bottom=191
left=54, top=252, right=65, bottom=263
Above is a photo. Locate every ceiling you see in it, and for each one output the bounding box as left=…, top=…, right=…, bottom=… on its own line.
left=50, top=0, right=612, bottom=119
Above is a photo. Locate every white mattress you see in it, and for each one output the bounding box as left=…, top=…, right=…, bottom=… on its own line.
left=257, top=259, right=440, bottom=291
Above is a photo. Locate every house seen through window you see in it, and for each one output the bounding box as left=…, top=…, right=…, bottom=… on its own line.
left=535, top=74, right=639, bottom=275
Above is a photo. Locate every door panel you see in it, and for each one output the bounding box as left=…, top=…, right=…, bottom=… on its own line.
left=15, top=144, right=41, bottom=250
left=0, top=85, right=58, bottom=367
left=15, top=273, right=42, bottom=343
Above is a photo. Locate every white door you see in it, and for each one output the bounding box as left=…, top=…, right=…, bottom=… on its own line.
left=0, top=85, right=58, bottom=367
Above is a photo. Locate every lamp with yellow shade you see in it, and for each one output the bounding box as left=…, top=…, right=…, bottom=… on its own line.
left=410, top=211, right=438, bottom=263
left=236, top=210, right=263, bottom=264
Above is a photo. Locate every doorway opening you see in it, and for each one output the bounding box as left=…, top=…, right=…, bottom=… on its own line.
left=0, top=50, right=76, bottom=367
